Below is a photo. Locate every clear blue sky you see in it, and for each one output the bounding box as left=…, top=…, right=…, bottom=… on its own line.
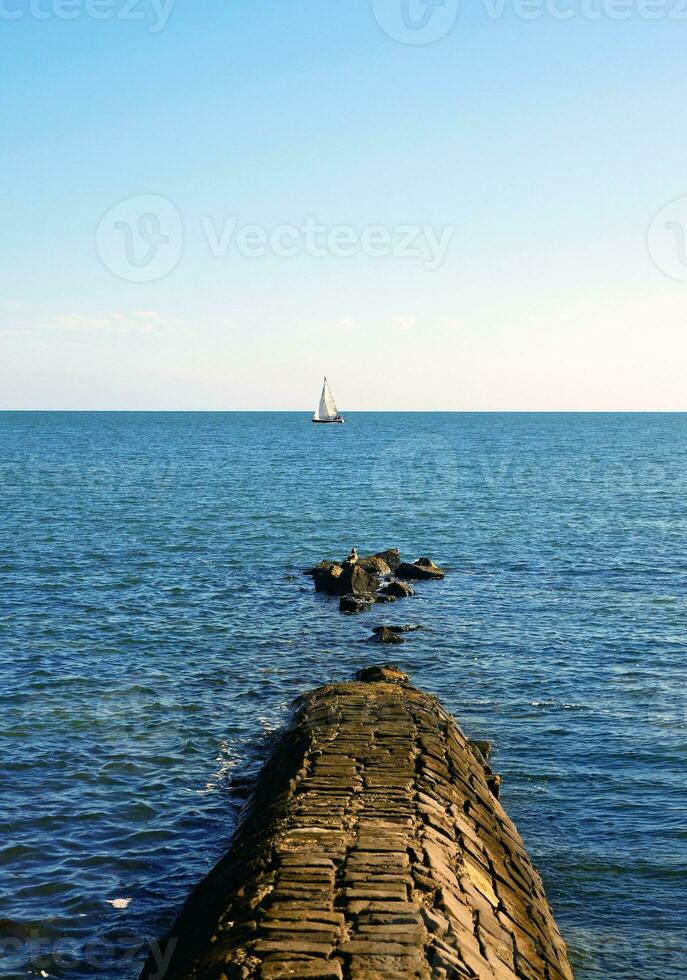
left=1, top=0, right=686, bottom=409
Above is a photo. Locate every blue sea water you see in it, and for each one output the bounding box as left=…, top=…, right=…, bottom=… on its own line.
left=0, top=411, right=686, bottom=980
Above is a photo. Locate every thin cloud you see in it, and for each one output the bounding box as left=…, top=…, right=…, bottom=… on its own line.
left=391, top=316, right=416, bottom=332
left=132, top=310, right=162, bottom=320
left=320, top=316, right=357, bottom=333
left=0, top=311, right=170, bottom=337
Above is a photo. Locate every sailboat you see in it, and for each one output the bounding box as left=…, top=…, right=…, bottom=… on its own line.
left=312, top=377, right=344, bottom=424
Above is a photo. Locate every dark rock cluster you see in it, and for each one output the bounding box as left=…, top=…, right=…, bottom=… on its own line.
left=304, top=549, right=445, bottom=615
left=369, top=625, right=423, bottom=645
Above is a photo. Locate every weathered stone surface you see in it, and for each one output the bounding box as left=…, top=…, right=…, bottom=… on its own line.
left=380, top=580, right=415, bottom=599
left=372, top=624, right=422, bottom=635
left=357, top=555, right=393, bottom=576
left=370, top=626, right=405, bottom=644
left=373, top=592, right=397, bottom=604
left=396, top=558, right=445, bottom=581
left=470, top=739, right=494, bottom=762
left=140, top=669, right=572, bottom=980
left=261, top=962, right=343, bottom=980
left=374, top=548, right=402, bottom=572
left=339, top=595, right=374, bottom=614
left=312, top=563, right=343, bottom=595
left=309, top=560, right=380, bottom=599
left=355, top=664, right=409, bottom=685
left=304, top=560, right=338, bottom=577
left=337, top=563, right=380, bottom=596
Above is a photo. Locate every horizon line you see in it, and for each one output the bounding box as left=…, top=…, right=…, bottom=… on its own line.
left=1, top=409, right=686, bottom=415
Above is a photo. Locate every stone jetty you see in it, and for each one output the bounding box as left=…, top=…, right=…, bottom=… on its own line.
left=141, top=667, right=572, bottom=980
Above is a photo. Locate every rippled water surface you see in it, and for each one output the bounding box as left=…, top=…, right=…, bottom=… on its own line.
left=1, top=412, right=686, bottom=979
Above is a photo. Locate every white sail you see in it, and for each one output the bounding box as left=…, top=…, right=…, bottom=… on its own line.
left=315, top=378, right=339, bottom=420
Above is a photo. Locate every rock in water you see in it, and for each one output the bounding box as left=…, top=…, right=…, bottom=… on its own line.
left=416, top=556, right=444, bottom=572
left=380, top=580, right=414, bottom=598
left=396, top=557, right=445, bottom=580
left=355, top=663, right=409, bottom=683
left=374, top=548, right=402, bottom=572
left=357, top=555, right=392, bottom=576
left=485, top=769, right=501, bottom=799
left=372, top=624, right=422, bottom=635
left=339, top=595, right=374, bottom=614
left=313, top=563, right=344, bottom=595
left=370, top=626, right=405, bottom=644
left=469, top=739, right=493, bottom=762
left=304, top=559, right=340, bottom=576
left=337, top=563, right=380, bottom=596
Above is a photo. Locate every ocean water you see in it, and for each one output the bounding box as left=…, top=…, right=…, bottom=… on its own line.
left=1, top=411, right=685, bottom=980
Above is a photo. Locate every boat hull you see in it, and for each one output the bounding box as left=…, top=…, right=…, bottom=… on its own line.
left=311, top=417, right=345, bottom=424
